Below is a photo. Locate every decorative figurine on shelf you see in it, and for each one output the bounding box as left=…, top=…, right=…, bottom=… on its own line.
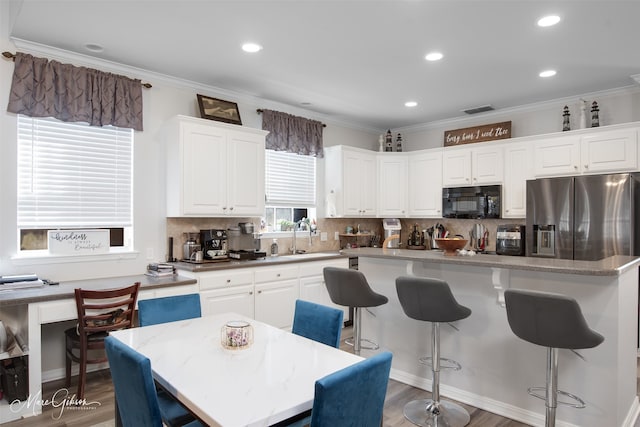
left=579, top=99, right=587, bottom=129
left=396, top=133, right=403, bottom=152
left=378, top=134, right=384, bottom=152
left=591, top=101, right=600, bottom=127
left=385, top=130, right=393, bottom=152
left=562, top=106, right=571, bottom=131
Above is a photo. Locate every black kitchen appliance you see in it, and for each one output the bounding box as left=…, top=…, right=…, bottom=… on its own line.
left=442, top=185, right=501, bottom=219
left=496, top=224, right=525, bottom=256
left=200, top=229, right=229, bottom=261
left=228, top=224, right=266, bottom=260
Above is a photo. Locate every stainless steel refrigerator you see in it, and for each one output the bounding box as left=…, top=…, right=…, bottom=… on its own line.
left=526, top=173, right=640, bottom=260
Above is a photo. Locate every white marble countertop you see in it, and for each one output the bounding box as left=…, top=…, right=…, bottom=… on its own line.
left=341, top=247, right=640, bottom=276
left=110, top=313, right=363, bottom=427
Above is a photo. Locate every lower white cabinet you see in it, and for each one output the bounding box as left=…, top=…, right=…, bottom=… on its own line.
left=200, top=285, right=254, bottom=319
left=255, top=280, right=299, bottom=330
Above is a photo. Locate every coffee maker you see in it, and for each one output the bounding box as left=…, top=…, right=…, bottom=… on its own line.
left=227, top=223, right=266, bottom=260
left=200, top=229, right=229, bottom=261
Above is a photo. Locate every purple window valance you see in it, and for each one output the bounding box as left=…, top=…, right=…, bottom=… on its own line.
left=7, top=52, right=144, bottom=131
left=261, top=109, right=323, bottom=157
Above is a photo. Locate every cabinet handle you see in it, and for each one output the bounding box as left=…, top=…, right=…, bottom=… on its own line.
left=258, top=290, right=262, bottom=294
left=223, top=206, right=227, bottom=210
left=465, top=178, right=470, bottom=182
left=584, top=165, right=588, bottom=169
left=230, top=206, right=234, bottom=210
left=473, top=177, right=477, bottom=181
left=226, top=279, right=231, bottom=283
left=276, top=273, right=281, bottom=277
left=574, top=165, right=578, bottom=170
left=506, top=209, right=510, bottom=213
left=249, top=291, right=253, bottom=295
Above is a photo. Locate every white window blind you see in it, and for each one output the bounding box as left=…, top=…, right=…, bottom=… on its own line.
left=17, top=115, right=133, bottom=229
left=265, top=150, right=316, bottom=207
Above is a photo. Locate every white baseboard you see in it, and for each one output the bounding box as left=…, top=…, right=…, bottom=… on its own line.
left=42, top=362, right=109, bottom=384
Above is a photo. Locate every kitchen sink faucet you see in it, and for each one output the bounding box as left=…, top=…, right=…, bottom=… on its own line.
left=290, top=219, right=311, bottom=254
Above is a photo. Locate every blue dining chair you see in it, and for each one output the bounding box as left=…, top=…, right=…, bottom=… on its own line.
left=287, top=351, right=393, bottom=427
left=138, top=293, right=201, bottom=327
left=292, top=299, right=344, bottom=348
left=104, top=336, right=203, bottom=427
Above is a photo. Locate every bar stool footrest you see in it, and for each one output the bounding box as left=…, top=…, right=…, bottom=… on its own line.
left=344, top=338, right=380, bottom=350
left=527, top=386, right=586, bottom=409
left=418, top=356, right=462, bottom=371
left=403, top=398, right=470, bottom=427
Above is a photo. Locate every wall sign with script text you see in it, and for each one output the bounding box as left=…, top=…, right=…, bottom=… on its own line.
left=48, top=230, right=110, bottom=255
left=444, top=121, right=512, bottom=146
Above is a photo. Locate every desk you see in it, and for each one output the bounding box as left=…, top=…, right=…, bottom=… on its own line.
left=109, top=313, right=363, bottom=427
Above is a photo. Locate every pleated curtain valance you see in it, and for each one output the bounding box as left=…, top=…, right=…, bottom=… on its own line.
left=261, top=109, right=323, bottom=157
left=7, top=52, right=144, bottom=131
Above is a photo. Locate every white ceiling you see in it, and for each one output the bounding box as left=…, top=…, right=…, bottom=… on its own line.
left=7, top=0, right=640, bottom=130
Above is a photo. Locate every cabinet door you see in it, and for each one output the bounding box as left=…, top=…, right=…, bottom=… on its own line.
left=254, top=280, right=299, bottom=330
left=299, top=275, right=349, bottom=320
left=581, top=129, right=638, bottom=174
left=442, top=149, right=472, bottom=186
left=343, top=151, right=376, bottom=216
left=181, top=122, right=228, bottom=215
left=200, top=285, right=254, bottom=317
left=227, top=130, right=266, bottom=216
left=472, top=146, right=504, bottom=184
left=503, top=143, right=532, bottom=218
left=377, top=155, right=408, bottom=217
left=359, top=154, right=377, bottom=216
left=408, top=150, right=442, bottom=217
left=533, top=136, right=581, bottom=177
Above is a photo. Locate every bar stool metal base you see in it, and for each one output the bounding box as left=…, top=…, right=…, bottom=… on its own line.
left=344, top=337, right=379, bottom=350
left=403, top=398, right=471, bottom=427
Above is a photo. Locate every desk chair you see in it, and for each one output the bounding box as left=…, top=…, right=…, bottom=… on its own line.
left=504, top=289, right=604, bottom=427
left=292, top=299, right=344, bottom=348
left=138, top=293, right=202, bottom=327
left=104, top=336, right=203, bottom=427
left=286, top=351, right=393, bottom=427
left=323, top=267, right=388, bottom=355
left=65, top=282, right=140, bottom=400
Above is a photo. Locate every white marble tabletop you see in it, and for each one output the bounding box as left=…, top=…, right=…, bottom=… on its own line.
left=109, top=313, right=363, bottom=427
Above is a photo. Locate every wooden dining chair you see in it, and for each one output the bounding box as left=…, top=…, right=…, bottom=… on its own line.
left=285, top=351, right=393, bottom=427
left=104, top=336, right=204, bottom=427
left=64, top=282, right=140, bottom=400
left=138, top=293, right=202, bottom=327
left=291, top=299, right=343, bottom=348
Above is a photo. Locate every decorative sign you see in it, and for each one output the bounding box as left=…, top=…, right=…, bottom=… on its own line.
left=444, top=121, right=512, bottom=146
left=48, top=230, right=110, bottom=255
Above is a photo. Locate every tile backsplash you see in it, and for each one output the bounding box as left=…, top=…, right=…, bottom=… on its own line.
left=166, top=216, right=525, bottom=260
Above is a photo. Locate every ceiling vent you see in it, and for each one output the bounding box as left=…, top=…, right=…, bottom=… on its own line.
left=462, top=105, right=494, bottom=115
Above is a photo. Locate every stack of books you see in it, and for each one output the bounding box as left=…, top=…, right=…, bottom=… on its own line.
left=145, top=263, right=176, bottom=277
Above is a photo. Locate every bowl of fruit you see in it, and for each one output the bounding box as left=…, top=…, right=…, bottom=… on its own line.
left=434, top=238, right=468, bottom=256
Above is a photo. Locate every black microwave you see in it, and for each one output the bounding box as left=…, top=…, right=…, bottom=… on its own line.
left=442, top=185, right=501, bottom=219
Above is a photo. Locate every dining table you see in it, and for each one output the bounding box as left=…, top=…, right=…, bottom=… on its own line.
left=109, top=312, right=364, bottom=427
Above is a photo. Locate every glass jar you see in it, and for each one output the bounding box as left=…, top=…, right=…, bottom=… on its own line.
left=221, top=320, right=254, bottom=350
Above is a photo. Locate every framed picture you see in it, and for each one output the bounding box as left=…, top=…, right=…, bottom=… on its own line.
left=197, top=94, right=242, bottom=125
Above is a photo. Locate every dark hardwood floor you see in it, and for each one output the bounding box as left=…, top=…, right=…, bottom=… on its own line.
left=4, top=328, right=632, bottom=427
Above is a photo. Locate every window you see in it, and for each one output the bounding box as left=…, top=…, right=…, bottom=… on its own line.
left=264, top=150, right=316, bottom=232
left=17, top=115, right=133, bottom=252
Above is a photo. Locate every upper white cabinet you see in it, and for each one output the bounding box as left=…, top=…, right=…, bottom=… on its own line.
left=377, top=154, right=408, bottom=217
left=533, top=127, right=639, bottom=177
left=580, top=128, right=638, bottom=174
left=442, top=145, right=503, bottom=187
left=324, top=146, right=376, bottom=217
left=503, top=142, right=533, bottom=218
left=408, top=149, right=443, bottom=217
left=165, top=115, right=268, bottom=217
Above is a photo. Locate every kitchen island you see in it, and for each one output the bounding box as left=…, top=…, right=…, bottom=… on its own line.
left=341, top=248, right=640, bottom=427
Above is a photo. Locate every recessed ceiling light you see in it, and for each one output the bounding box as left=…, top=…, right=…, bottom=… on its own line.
left=539, top=69, right=557, bottom=78
left=425, top=52, right=443, bottom=61
left=84, top=43, right=104, bottom=53
left=537, top=15, right=561, bottom=27
left=242, top=43, right=263, bottom=53
left=405, top=101, right=418, bottom=107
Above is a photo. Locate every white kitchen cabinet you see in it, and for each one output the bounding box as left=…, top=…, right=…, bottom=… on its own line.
left=503, top=142, right=533, bottom=218
left=580, top=128, right=638, bottom=174
left=165, top=115, right=267, bottom=217
left=533, top=135, right=581, bottom=177
left=377, top=154, right=408, bottom=217
left=408, top=149, right=443, bottom=217
left=324, top=146, right=376, bottom=217
left=442, top=145, right=503, bottom=186
left=200, top=285, right=254, bottom=318
left=254, top=280, right=299, bottom=330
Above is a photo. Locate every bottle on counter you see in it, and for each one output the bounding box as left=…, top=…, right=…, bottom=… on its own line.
left=270, top=239, right=279, bottom=257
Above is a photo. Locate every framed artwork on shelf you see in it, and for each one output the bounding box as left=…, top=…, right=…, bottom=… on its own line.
left=197, top=94, right=242, bottom=125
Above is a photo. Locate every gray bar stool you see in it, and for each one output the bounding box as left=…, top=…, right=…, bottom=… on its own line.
left=323, top=267, right=388, bottom=355
left=396, top=276, right=472, bottom=427
left=504, top=289, right=604, bottom=427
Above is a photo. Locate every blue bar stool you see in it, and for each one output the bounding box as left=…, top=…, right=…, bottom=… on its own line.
left=396, top=276, right=472, bottom=427
left=504, top=289, right=604, bottom=427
